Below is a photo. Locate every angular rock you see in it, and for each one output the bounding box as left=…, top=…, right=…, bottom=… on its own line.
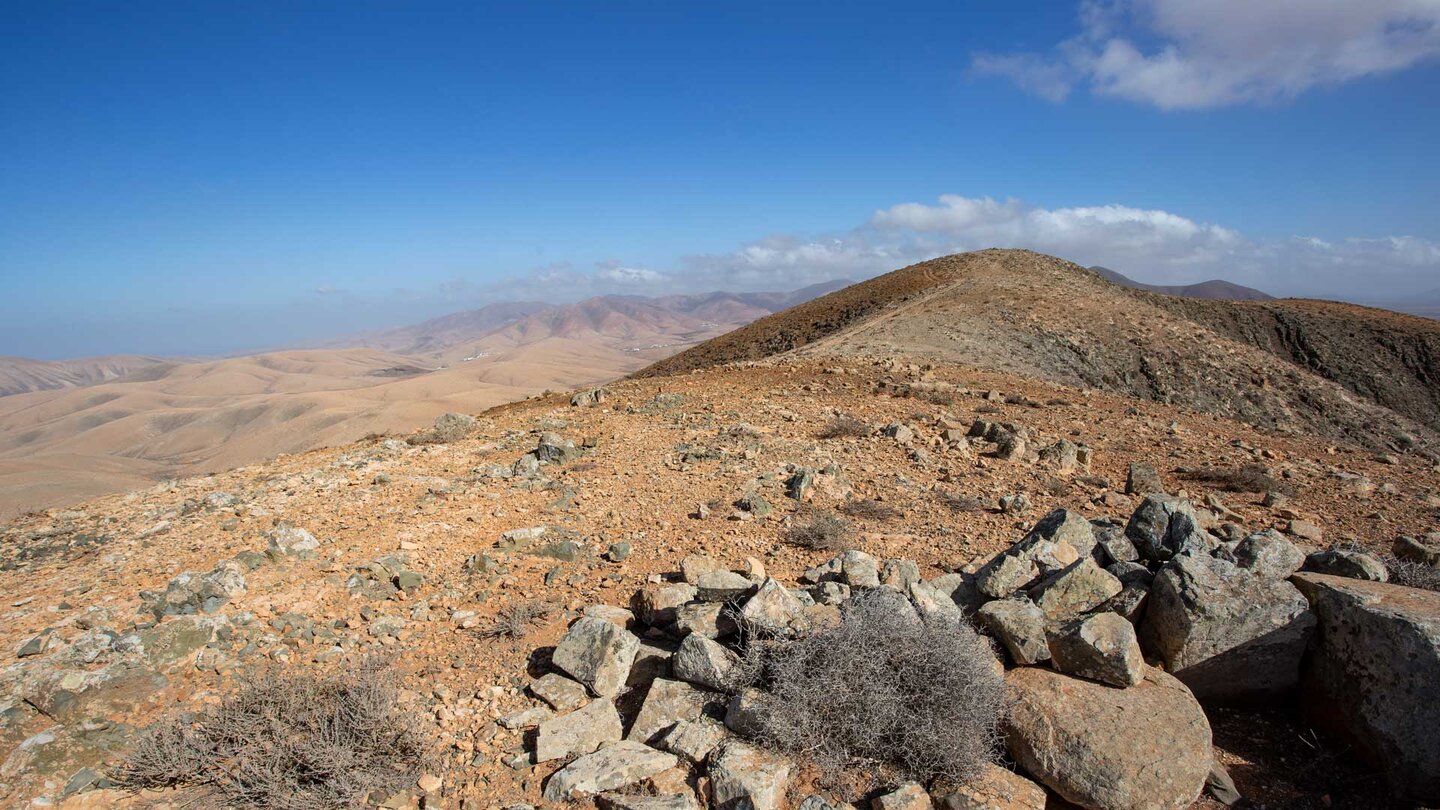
left=1302, top=549, right=1388, bottom=582
left=672, top=634, right=740, bottom=691
left=840, top=549, right=881, bottom=588
left=627, top=640, right=676, bottom=687
left=529, top=672, right=589, bottom=712
left=536, top=699, right=623, bottom=762
left=657, top=717, right=727, bottom=763
left=1047, top=612, right=1145, bottom=687
left=266, top=523, right=319, bottom=556
left=1125, top=462, right=1166, bottom=496
left=542, top=741, right=678, bottom=801
left=553, top=617, right=642, bottom=697
left=600, top=794, right=700, bottom=810
left=1101, top=581, right=1149, bottom=624
left=680, top=554, right=724, bottom=583
left=1292, top=573, right=1440, bottom=802
left=1231, top=530, right=1304, bottom=580
left=1125, top=495, right=1206, bottom=564
left=1394, top=534, right=1440, bottom=567
left=974, top=554, right=1039, bottom=599
left=723, top=687, right=768, bottom=737
left=873, top=782, right=931, bottom=810
left=975, top=599, right=1050, bottom=665
left=739, top=578, right=805, bottom=634
left=634, top=583, right=698, bottom=625
left=673, top=602, right=737, bottom=639
left=927, top=572, right=985, bottom=614
left=1005, top=667, right=1211, bottom=810
left=881, top=559, right=922, bottom=590
left=1028, top=559, right=1121, bottom=619
left=1026, top=508, right=1097, bottom=560
left=1093, top=522, right=1139, bottom=565
left=696, top=571, right=756, bottom=602
left=709, top=740, right=793, bottom=810
left=935, top=763, right=1046, bottom=810
left=1139, top=554, right=1314, bottom=702
left=627, top=678, right=723, bottom=745
left=909, top=581, right=963, bottom=622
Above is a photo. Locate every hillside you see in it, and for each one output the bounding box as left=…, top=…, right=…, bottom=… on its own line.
left=0, top=355, right=172, bottom=397
left=641, top=250, right=1440, bottom=451
left=1090, top=266, right=1274, bottom=301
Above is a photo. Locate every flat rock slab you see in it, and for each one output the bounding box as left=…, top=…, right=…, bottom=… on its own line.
left=1005, top=666, right=1211, bottom=810
left=1293, top=573, right=1440, bottom=802
left=535, top=698, right=622, bottom=762
left=626, top=677, right=723, bottom=745
left=542, top=740, right=678, bottom=801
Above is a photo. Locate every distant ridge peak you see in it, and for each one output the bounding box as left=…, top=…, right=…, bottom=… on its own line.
left=1090, top=266, right=1274, bottom=301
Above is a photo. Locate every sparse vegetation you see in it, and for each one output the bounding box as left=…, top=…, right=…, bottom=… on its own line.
left=116, top=661, right=428, bottom=810
left=782, top=509, right=853, bottom=550
left=839, top=499, right=898, bottom=521
left=817, top=415, right=870, bottom=439
left=1383, top=555, right=1440, bottom=592
left=733, top=592, right=1005, bottom=782
left=1180, top=463, right=1293, bottom=495
left=935, top=490, right=986, bottom=513
left=476, top=600, right=557, bottom=640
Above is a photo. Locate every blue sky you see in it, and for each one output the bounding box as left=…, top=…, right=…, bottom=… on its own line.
left=2, top=1, right=1438, bottom=359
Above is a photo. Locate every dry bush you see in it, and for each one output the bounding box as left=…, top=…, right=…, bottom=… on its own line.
left=1383, top=556, right=1440, bottom=592
left=116, top=661, right=428, bottom=809
left=477, top=600, right=557, bottom=640
left=407, top=412, right=478, bottom=446
left=1180, top=463, right=1293, bottom=495
left=782, top=509, right=853, bottom=550
left=839, top=499, right=898, bottom=521
left=935, top=490, right=986, bottom=513
left=817, top=415, right=871, bottom=440
left=734, top=592, right=1005, bottom=782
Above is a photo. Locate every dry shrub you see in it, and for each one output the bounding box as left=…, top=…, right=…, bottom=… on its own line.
left=782, top=509, right=853, bottom=550
left=477, top=600, right=557, bottom=640
left=935, top=491, right=986, bottom=513
left=817, top=415, right=871, bottom=440
left=116, top=660, right=428, bottom=810
left=839, top=499, right=898, bottom=521
left=407, top=412, right=478, bottom=446
left=1383, top=556, right=1440, bottom=592
left=736, top=592, right=1005, bottom=782
left=1180, top=463, right=1293, bottom=495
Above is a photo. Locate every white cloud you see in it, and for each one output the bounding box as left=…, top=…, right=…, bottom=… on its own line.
left=595, top=264, right=665, bottom=284
left=973, top=0, right=1440, bottom=109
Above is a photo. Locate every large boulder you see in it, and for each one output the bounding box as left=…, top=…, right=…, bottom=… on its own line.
left=1005, top=667, right=1211, bottom=810
left=1125, top=495, right=1206, bottom=564
left=1292, top=573, right=1440, bottom=802
left=1302, top=549, right=1389, bottom=582
left=1139, top=553, right=1314, bottom=702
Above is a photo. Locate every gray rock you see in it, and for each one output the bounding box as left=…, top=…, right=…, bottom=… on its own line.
left=696, top=571, right=757, bottom=602
left=1048, top=612, right=1145, bottom=687
left=709, top=740, right=793, bottom=810
left=529, top=672, right=588, bottom=712
left=739, top=578, right=806, bottom=634
left=926, top=572, right=985, bottom=613
left=265, top=523, right=319, bottom=556
left=1205, top=761, right=1242, bottom=806
left=627, top=640, right=676, bottom=687
left=974, top=553, right=1040, bottom=599
left=627, top=678, right=723, bottom=745
left=1292, top=573, right=1440, bottom=802
left=1105, top=560, right=1152, bottom=586
left=1102, top=581, right=1150, bottom=624
left=840, top=549, right=881, bottom=588
left=1232, top=530, right=1304, bottom=580
left=1005, top=667, right=1211, bottom=810
left=673, top=602, right=737, bottom=639
left=542, top=741, right=678, bottom=801
left=1302, top=549, right=1389, bottom=582
left=1125, top=495, right=1205, bottom=564
left=908, top=581, right=962, bottom=622
left=553, top=617, right=642, bottom=697
left=680, top=554, right=724, bottom=583
left=600, top=794, right=700, bottom=810
left=1140, top=554, right=1314, bottom=702
left=872, top=782, right=931, bottom=810
left=810, top=580, right=852, bottom=606
left=976, top=599, right=1051, bottom=665
left=975, top=511, right=1090, bottom=597
left=672, top=634, right=740, bottom=691
left=1028, top=558, right=1122, bottom=619
left=1394, top=534, right=1440, bottom=567
left=1026, top=508, right=1098, bottom=560
left=1125, top=462, right=1166, bottom=496
left=1094, top=522, right=1140, bottom=565
left=634, top=582, right=698, bottom=626
left=536, top=699, right=623, bottom=762
left=723, top=688, right=768, bottom=736
left=657, top=717, right=727, bottom=763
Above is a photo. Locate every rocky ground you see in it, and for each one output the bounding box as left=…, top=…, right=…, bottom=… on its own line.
left=1, top=355, right=1438, bottom=809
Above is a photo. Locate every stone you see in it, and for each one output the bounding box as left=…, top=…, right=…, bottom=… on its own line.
left=552, top=617, right=642, bottom=697
left=840, top=549, right=881, bottom=588
left=1026, top=508, right=1097, bottom=560
left=974, top=554, right=1039, bottom=599
left=634, top=583, right=698, bottom=625
left=542, top=741, right=678, bottom=801
left=975, top=599, right=1050, bottom=665
left=657, top=717, right=727, bottom=763
left=1093, top=522, right=1139, bottom=565
left=872, top=782, right=931, bottom=810
left=586, top=604, right=639, bottom=629
left=606, top=543, right=632, bottom=562
left=927, top=572, right=985, bottom=613
left=934, top=763, right=1046, bottom=810
left=672, top=634, right=740, bottom=691
left=680, top=554, right=724, bottom=583
left=909, top=581, right=963, bottom=622
left=600, top=794, right=700, bottom=810
left=723, top=688, right=767, bottom=736
left=696, top=571, right=756, bottom=602
left=628, top=640, right=676, bottom=687
left=1285, top=519, right=1324, bottom=542
left=1101, top=581, right=1150, bottom=624
left=1047, top=612, right=1145, bottom=687
left=17, top=632, right=55, bottom=658
left=1125, top=462, right=1166, bottom=496
left=499, top=705, right=553, bottom=729
left=265, top=523, right=319, bottom=556
left=1302, top=549, right=1389, bottom=582
left=739, top=578, right=806, bottom=634
left=627, top=678, right=723, bottom=745
left=1005, top=667, right=1211, bottom=810
left=673, top=602, right=737, bottom=639
left=1394, top=534, right=1440, bottom=567
left=1292, top=573, right=1440, bottom=802
left=708, top=740, right=793, bottom=810
left=1231, top=530, right=1304, bottom=580
left=1125, top=495, right=1206, bottom=564
left=881, top=559, right=922, bottom=590
left=1028, top=559, right=1121, bottom=619
left=1140, top=554, right=1314, bottom=702
left=528, top=673, right=589, bottom=712
left=571, top=387, right=607, bottom=407
left=1205, top=762, right=1241, bottom=806
left=536, top=699, right=623, bottom=762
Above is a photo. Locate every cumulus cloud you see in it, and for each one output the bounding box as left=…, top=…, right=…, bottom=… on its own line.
left=594, top=263, right=666, bottom=284
left=973, top=0, right=1440, bottom=109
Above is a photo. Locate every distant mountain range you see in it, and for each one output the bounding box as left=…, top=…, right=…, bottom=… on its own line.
left=1089, top=266, right=1275, bottom=301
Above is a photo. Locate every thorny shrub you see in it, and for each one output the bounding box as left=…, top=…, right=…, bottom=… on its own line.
left=731, top=592, right=1006, bottom=783
left=116, top=660, right=429, bottom=810
left=781, top=509, right=853, bottom=550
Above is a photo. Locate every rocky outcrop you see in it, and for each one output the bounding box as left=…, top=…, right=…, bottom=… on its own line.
left=1292, top=573, right=1440, bottom=802
left=1005, top=667, right=1211, bottom=810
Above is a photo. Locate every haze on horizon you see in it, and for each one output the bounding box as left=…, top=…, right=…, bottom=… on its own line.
left=3, top=1, right=1439, bottom=360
